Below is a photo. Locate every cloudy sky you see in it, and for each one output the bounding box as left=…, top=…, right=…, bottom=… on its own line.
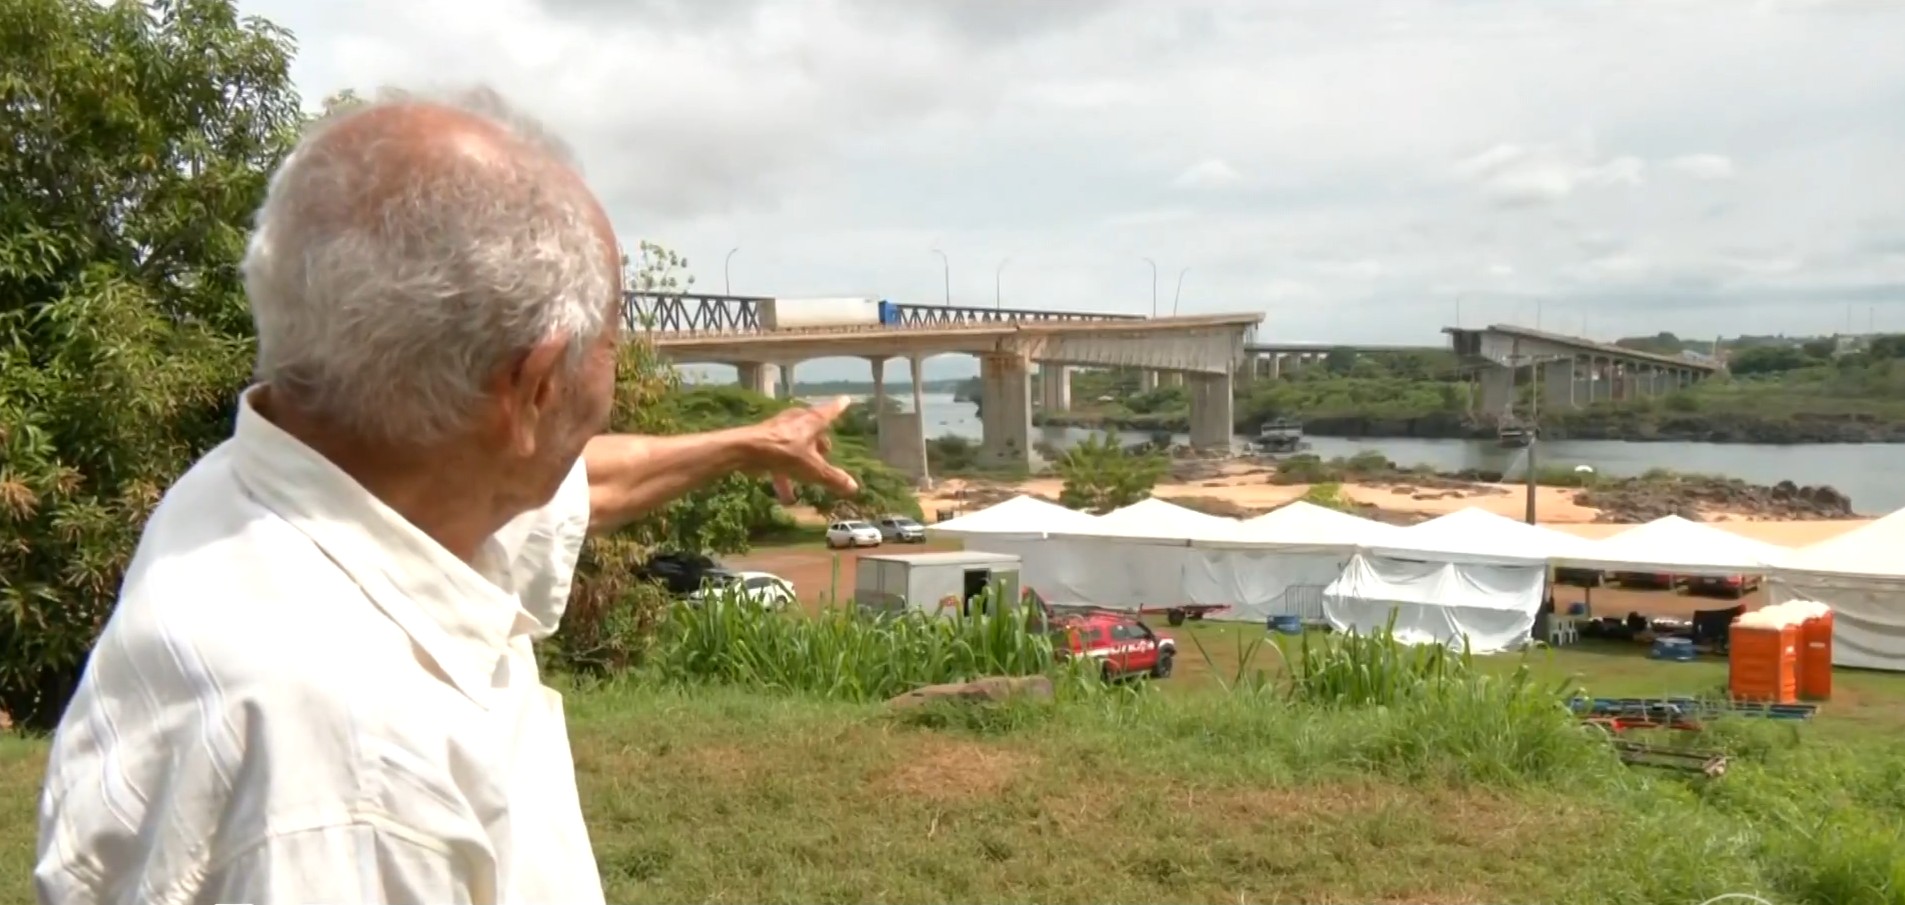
left=253, top=0, right=1905, bottom=380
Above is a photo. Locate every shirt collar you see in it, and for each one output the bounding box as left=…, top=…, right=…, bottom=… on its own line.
left=228, top=386, right=525, bottom=708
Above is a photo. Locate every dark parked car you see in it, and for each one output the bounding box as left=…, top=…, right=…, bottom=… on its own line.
left=637, top=551, right=732, bottom=597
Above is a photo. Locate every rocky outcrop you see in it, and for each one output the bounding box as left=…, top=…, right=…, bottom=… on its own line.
left=887, top=675, right=1056, bottom=710
left=1574, top=477, right=1854, bottom=523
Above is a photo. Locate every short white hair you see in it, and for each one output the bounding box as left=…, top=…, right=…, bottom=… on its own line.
left=243, top=86, right=617, bottom=447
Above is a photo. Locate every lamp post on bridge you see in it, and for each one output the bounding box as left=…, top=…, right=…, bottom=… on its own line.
left=1142, top=257, right=1158, bottom=317
left=930, top=248, right=950, bottom=306
left=995, top=257, right=1010, bottom=309
left=1173, top=267, right=1190, bottom=316
left=723, top=247, right=739, bottom=294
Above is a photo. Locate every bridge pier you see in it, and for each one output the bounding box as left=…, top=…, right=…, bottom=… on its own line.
left=1038, top=364, right=1071, bottom=412
left=1138, top=370, right=1159, bottom=393
left=736, top=362, right=779, bottom=398
left=979, top=354, right=1033, bottom=470
left=1479, top=367, right=1515, bottom=418
left=1542, top=358, right=1577, bottom=411
left=775, top=361, right=798, bottom=399
left=1188, top=372, right=1234, bottom=452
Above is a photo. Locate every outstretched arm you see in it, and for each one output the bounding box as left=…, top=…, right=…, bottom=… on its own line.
left=581, top=397, right=859, bottom=534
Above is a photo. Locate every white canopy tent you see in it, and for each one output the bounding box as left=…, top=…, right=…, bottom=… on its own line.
left=1770, top=509, right=1905, bottom=672
left=929, top=495, right=1104, bottom=604
left=1042, top=498, right=1245, bottom=609
left=1325, top=508, right=1591, bottom=653
left=1555, top=515, right=1785, bottom=575
left=1201, top=503, right=1404, bottom=624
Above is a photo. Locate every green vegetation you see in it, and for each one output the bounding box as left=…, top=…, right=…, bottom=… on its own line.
left=1055, top=433, right=1168, bottom=513
left=7, top=4, right=1905, bottom=903
left=655, top=592, right=1059, bottom=702
left=1038, top=335, right=1905, bottom=444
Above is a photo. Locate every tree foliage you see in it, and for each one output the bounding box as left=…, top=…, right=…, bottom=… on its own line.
left=1055, top=433, right=1167, bottom=514
left=0, top=0, right=304, bottom=728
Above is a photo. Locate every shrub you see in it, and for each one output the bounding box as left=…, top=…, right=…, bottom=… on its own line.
left=1056, top=433, right=1167, bottom=513
left=652, top=588, right=1058, bottom=701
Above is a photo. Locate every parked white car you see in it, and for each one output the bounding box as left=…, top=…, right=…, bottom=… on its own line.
left=825, top=520, right=883, bottom=549
left=875, top=515, right=927, bottom=543
left=687, top=570, right=797, bottom=610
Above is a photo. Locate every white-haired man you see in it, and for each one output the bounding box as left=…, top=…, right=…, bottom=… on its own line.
left=34, top=88, right=857, bottom=905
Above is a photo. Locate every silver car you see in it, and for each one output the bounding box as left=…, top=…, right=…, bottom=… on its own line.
left=875, top=515, right=927, bottom=543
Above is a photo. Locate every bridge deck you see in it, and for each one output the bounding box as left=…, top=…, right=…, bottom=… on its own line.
left=1445, top=324, right=1720, bottom=372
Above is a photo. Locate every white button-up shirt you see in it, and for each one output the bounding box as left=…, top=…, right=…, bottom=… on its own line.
left=36, top=389, right=605, bottom=905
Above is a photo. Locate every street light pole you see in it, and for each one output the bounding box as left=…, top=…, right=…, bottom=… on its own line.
left=930, top=248, right=950, bottom=306
left=1142, top=257, right=1158, bottom=317
left=995, top=257, right=1010, bottom=309
left=723, top=247, right=738, bottom=294
left=1173, top=267, right=1190, bottom=316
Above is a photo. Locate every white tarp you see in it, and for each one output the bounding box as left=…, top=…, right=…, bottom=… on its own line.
left=1770, top=509, right=1905, bottom=672
left=1323, top=553, right=1545, bottom=653
left=1051, top=497, right=1246, bottom=545
left=1364, top=507, right=1595, bottom=566
left=1237, top=501, right=1398, bottom=552
left=928, top=494, right=1101, bottom=539
left=930, top=495, right=1103, bottom=605
left=1556, top=515, right=1785, bottom=576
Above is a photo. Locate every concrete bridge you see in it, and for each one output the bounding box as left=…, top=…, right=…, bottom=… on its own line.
left=1444, top=324, right=1721, bottom=417
left=1242, top=342, right=1447, bottom=380
left=627, top=293, right=1261, bottom=479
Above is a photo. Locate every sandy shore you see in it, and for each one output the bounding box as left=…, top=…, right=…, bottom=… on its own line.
left=916, top=466, right=1872, bottom=549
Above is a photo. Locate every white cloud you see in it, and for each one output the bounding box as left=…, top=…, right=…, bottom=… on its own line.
left=1667, top=153, right=1738, bottom=180
left=248, top=0, right=1905, bottom=375
left=1171, top=158, right=1242, bottom=189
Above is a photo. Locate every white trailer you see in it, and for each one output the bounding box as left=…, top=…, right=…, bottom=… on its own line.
left=854, top=550, right=1023, bottom=618
left=759, top=297, right=882, bottom=330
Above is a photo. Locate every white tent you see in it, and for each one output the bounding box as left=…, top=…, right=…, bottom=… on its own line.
left=927, top=494, right=1101, bottom=539
left=1325, top=508, right=1584, bottom=653
left=1769, top=509, right=1905, bottom=672
left=1041, top=498, right=1245, bottom=610
left=1204, top=503, right=1401, bottom=624
left=1051, top=497, right=1245, bottom=545
left=1237, top=501, right=1398, bottom=551
left=1362, top=507, right=1596, bottom=566
left=1555, top=515, right=1785, bottom=576
left=929, top=495, right=1103, bottom=604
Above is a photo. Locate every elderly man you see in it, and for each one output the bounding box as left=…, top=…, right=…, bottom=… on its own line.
left=35, top=88, right=854, bottom=905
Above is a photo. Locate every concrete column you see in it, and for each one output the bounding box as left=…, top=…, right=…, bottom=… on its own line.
left=736, top=362, right=777, bottom=397
left=776, top=361, right=797, bottom=400
left=1479, top=367, right=1515, bottom=417
left=1161, top=371, right=1185, bottom=388
left=1038, top=363, right=1071, bottom=412
left=1541, top=358, right=1577, bottom=411
left=978, top=353, right=1032, bottom=470
left=869, top=357, right=888, bottom=413
left=1188, top=371, right=1235, bottom=452
left=1138, top=370, right=1159, bottom=393
left=907, top=355, right=931, bottom=486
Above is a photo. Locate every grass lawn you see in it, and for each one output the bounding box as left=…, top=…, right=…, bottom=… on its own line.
left=4, top=636, right=1903, bottom=904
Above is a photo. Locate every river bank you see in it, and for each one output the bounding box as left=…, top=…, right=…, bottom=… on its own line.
left=919, top=462, right=1870, bottom=543
left=1035, top=408, right=1905, bottom=444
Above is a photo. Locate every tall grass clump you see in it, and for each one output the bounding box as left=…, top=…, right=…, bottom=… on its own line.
left=652, top=587, right=1059, bottom=702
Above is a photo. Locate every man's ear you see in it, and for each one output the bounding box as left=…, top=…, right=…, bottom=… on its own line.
left=495, top=333, right=572, bottom=457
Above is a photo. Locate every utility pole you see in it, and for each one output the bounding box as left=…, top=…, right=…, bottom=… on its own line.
left=1173, top=267, right=1190, bottom=315
left=994, top=257, right=1010, bottom=309
left=1525, top=359, right=1540, bottom=525
left=1142, top=257, right=1158, bottom=317
left=723, top=247, right=739, bottom=294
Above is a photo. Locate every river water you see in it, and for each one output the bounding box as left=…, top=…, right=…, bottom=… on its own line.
left=831, top=392, right=1904, bottom=515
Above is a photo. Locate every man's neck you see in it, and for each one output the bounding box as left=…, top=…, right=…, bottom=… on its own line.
left=253, top=389, right=510, bottom=563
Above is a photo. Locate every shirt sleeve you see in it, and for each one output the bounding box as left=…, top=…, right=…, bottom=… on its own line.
left=199, top=820, right=492, bottom=905
left=491, top=456, right=592, bottom=638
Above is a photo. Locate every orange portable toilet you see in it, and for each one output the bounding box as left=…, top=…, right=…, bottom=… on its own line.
left=1792, top=601, right=1834, bottom=701
left=1729, top=605, right=1800, bottom=705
